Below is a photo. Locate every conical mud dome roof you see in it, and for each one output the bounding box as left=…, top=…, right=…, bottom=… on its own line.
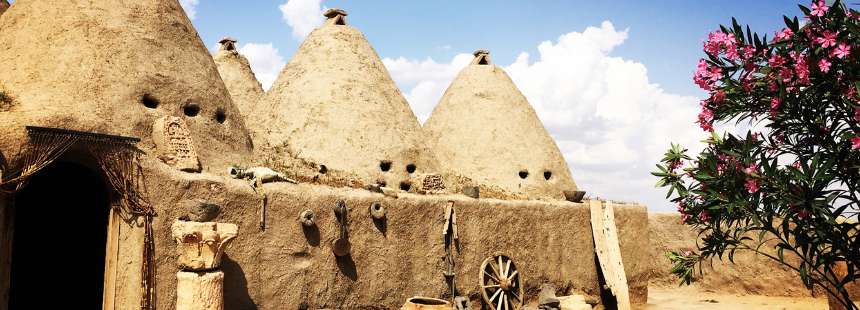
left=423, top=50, right=577, bottom=199
left=0, top=0, right=252, bottom=172
left=213, top=37, right=264, bottom=122
left=257, top=9, right=433, bottom=185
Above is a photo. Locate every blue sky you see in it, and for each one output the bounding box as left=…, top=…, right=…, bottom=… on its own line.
left=191, top=1, right=800, bottom=97
left=180, top=1, right=814, bottom=211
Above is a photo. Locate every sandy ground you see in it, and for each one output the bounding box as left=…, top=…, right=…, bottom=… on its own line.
left=636, top=287, right=828, bottom=310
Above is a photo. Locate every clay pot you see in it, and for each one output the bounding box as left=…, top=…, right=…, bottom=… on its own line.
left=400, top=296, right=451, bottom=310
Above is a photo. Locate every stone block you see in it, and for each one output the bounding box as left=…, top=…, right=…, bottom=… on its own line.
left=153, top=116, right=201, bottom=172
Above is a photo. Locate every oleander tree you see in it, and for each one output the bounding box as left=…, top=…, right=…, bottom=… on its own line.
left=652, top=1, right=860, bottom=308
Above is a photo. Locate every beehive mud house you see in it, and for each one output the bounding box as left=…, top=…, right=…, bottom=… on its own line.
left=0, top=1, right=807, bottom=309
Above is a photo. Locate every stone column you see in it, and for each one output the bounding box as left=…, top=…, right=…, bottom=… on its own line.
left=172, top=221, right=238, bottom=310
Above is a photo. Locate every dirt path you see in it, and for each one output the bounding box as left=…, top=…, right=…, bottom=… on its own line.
left=637, top=287, right=828, bottom=310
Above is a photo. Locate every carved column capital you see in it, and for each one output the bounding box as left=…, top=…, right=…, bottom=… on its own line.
left=171, top=221, right=238, bottom=271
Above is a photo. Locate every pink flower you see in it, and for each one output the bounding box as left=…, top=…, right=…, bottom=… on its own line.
left=795, top=55, right=810, bottom=84
left=697, top=107, right=715, bottom=131
left=770, top=98, right=782, bottom=114
left=792, top=161, right=802, bottom=169
left=744, top=164, right=759, bottom=175
left=775, top=28, right=794, bottom=42
left=742, top=45, right=756, bottom=60
left=811, top=0, right=829, bottom=17
left=669, top=160, right=683, bottom=171
left=769, top=54, right=787, bottom=67
left=712, top=90, right=726, bottom=104
left=725, top=47, right=740, bottom=61
left=854, top=108, right=860, bottom=122
left=704, top=31, right=737, bottom=57
left=699, top=211, right=711, bottom=222
left=852, top=137, right=860, bottom=150
left=681, top=213, right=692, bottom=223
left=845, top=86, right=857, bottom=99
left=683, top=250, right=693, bottom=257
left=779, top=68, right=794, bottom=83
left=693, top=59, right=722, bottom=91
left=742, top=75, right=754, bottom=93
left=819, top=58, right=832, bottom=73
left=832, top=43, right=851, bottom=59
left=815, top=31, right=838, bottom=48
left=745, top=179, right=760, bottom=193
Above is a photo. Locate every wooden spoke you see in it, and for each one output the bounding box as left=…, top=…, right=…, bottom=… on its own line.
left=488, top=260, right=502, bottom=278
left=502, top=292, right=509, bottom=310
left=510, top=290, right=522, bottom=301
left=480, top=254, right=524, bottom=310
left=489, top=287, right=502, bottom=303
left=484, top=270, right=501, bottom=283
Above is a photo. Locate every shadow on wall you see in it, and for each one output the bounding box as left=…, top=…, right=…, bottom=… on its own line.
left=222, top=254, right=257, bottom=310
left=302, top=225, right=321, bottom=246
left=336, top=254, right=358, bottom=281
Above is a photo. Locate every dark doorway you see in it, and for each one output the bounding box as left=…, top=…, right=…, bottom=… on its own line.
left=8, top=161, right=110, bottom=308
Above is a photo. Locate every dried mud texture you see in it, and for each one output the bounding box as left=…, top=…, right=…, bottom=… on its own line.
left=422, top=56, right=577, bottom=201
left=648, top=213, right=813, bottom=297
left=255, top=19, right=437, bottom=188
left=212, top=43, right=265, bottom=135
left=613, top=204, right=650, bottom=304
left=0, top=0, right=253, bottom=173
left=139, top=164, right=650, bottom=309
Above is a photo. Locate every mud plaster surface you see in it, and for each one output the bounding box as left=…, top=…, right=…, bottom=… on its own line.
left=255, top=22, right=434, bottom=188
left=0, top=0, right=252, bottom=174
left=142, top=163, right=649, bottom=309
left=422, top=62, right=577, bottom=200
left=648, top=213, right=814, bottom=297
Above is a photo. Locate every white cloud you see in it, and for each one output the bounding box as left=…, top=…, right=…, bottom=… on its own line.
left=383, top=54, right=473, bottom=121
left=384, top=21, right=706, bottom=212
left=239, top=43, right=286, bottom=91
left=279, top=0, right=325, bottom=40
left=179, top=0, right=200, bottom=20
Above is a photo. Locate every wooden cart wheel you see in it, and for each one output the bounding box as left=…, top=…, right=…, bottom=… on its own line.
left=479, top=254, right=524, bottom=310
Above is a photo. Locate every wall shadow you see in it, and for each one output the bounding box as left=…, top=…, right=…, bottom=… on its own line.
left=336, top=254, right=358, bottom=281
left=222, top=254, right=257, bottom=310
left=302, top=225, right=320, bottom=246
left=372, top=218, right=387, bottom=237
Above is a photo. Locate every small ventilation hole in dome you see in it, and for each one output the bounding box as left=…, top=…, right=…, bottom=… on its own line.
left=544, top=171, right=552, bottom=180
left=142, top=94, right=159, bottom=109
left=319, top=165, right=328, bottom=174
left=183, top=103, right=200, bottom=117
left=399, top=181, right=411, bottom=191
left=477, top=56, right=489, bottom=65
left=519, top=170, right=529, bottom=179
left=215, top=109, right=227, bottom=124
left=406, top=164, right=416, bottom=174
left=380, top=160, right=392, bottom=172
